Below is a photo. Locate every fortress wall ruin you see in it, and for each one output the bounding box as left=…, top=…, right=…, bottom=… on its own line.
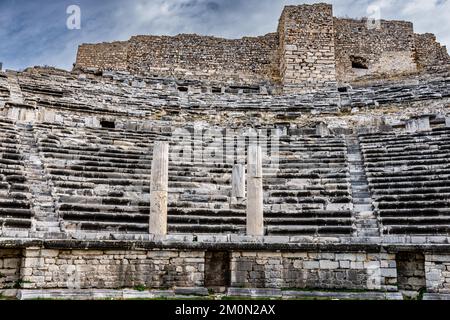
left=77, top=34, right=279, bottom=85
left=278, top=4, right=337, bottom=94
left=414, top=33, right=450, bottom=70
left=126, top=33, right=279, bottom=84
left=75, top=41, right=129, bottom=72
left=74, top=3, right=450, bottom=93
left=334, top=19, right=417, bottom=82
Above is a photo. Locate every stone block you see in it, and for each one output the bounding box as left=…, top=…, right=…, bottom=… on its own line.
left=381, top=268, right=397, bottom=278
left=319, top=260, right=339, bottom=269
left=303, top=261, right=320, bottom=269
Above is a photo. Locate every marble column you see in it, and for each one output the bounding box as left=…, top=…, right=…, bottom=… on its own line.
left=246, top=144, right=264, bottom=236
left=232, top=164, right=245, bottom=199
left=149, top=141, right=169, bottom=235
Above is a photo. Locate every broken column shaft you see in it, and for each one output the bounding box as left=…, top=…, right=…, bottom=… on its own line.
left=149, top=141, right=169, bottom=235
left=246, top=144, right=264, bottom=236
left=232, top=164, right=245, bottom=199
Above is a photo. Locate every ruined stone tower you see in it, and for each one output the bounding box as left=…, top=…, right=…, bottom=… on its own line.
left=278, top=4, right=337, bottom=94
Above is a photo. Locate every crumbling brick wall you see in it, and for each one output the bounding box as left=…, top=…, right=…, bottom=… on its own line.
left=334, top=18, right=417, bottom=82
left=414, top=33, right=450, bottom=70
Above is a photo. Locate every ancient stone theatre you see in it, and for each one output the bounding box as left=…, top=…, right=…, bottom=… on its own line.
left=0, top=3, right=450, bottom=300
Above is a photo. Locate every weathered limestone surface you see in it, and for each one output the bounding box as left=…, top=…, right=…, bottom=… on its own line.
left=246, top=145, right=264, bottom=236
left=334, top=18, right=417, bottom=82
left=0, top=249, right=22, bottom=289
left=396, top=252, right=426, bottom=291
left=232, top=164, right=245, bottom=199
left=149, top=141, right=169, bottom=235
left=75, top=41, right=129, bottom=72
left=76, top=34, right=279, bottom=86
left=20, top=248, right=205, bottom=289
left=425, top=254, right=450, bottom=294
left=415, top=33, right=450, bottom=70
left=360, top=127, right=450, bottom=235
left=230, top=251, right=397, bottom=291
left=278, top=4, right=337, bottom=94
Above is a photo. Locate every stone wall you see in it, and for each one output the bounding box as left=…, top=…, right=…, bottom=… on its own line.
left=75, top=41, right=129, bottom=72
left=396, top=252, right=426, bottom=291
left=20, top=248, right=205, bottom=289
left=8, top=246, right=450, bottom=293
left=76, top=34, right=279, bottom=86
left=334, top=18, right=417, bottom=82
left=73, top=4, right=450, bottom=93
left=230, top=251, right=397, bottom=291
left=7, top=247, right=402, bottom=291
left=127, top=34, right=279, bottom=85
left=425, top=254, right=450, bottom=294
left=414, top=33, right=450, bottom=70
left=0, top=249, right=22, bottom=289
left=278, top=4, right=337, bottom=94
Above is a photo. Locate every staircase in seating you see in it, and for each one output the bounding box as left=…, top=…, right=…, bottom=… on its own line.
left=346, top=135, right=379, bottom=237
left=0, top=119, right=33, bottom=235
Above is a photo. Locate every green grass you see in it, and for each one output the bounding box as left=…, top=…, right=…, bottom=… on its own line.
left=133, top=285, right=147, bottom=292
left=13, top=279, right=32, bottom=289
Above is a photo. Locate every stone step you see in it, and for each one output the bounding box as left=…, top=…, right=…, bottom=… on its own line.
left=353, top=198, right=372, bottom=205
left=353, top=191, right=371, bottom=197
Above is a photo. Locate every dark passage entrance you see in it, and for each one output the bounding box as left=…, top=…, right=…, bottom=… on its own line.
left=396, top=252, right=426, bottom=291
left=350, top=55, right=369, bottom=69
left=205, top=251, right=230, bottom=291
left=100, top=120, right=116, bottom=129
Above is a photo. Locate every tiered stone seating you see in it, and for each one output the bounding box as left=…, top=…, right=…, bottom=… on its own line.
left=30, top=121, right=357, bottom=236
left=0, top=119, right=33, bottom=229
left=264, top=134, right=355, bottom=236
left=33, top=123, right=170, bottom=233
left=16, top=67, right=450, bottom=124
left=360, top=127, right=450, bottom=235
left=167, top=130, right=245, bottom=234
left=0, top=73, right=10, bottom=105
left=17, top=67, right=342, bottom=120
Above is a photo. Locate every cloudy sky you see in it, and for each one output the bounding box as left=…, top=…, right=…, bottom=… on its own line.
left=0, top=0, right=449, bottom=71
